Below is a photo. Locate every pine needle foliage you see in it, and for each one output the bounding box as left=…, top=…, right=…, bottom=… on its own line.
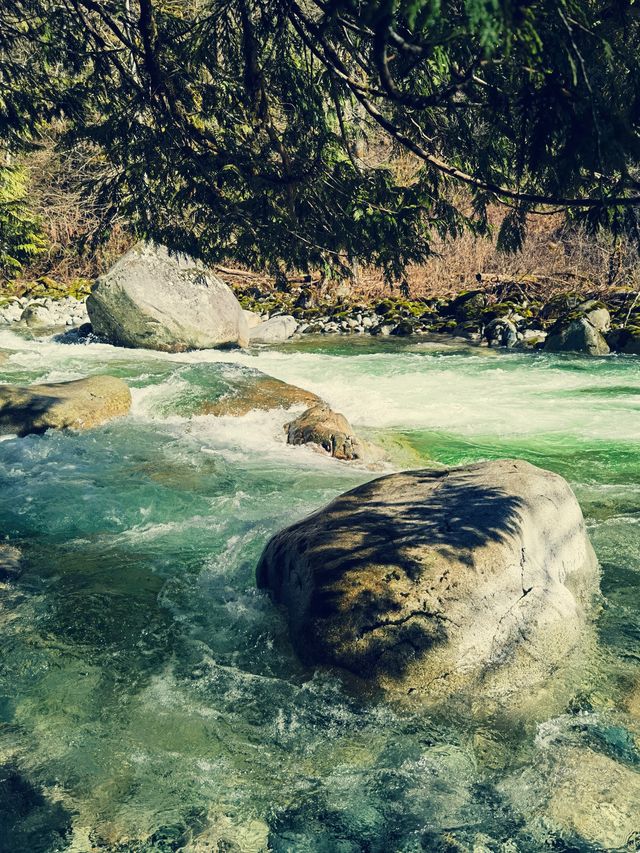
left=0, top=165, right=46, bottom=276
left=1, top=1, right=640, bottom=282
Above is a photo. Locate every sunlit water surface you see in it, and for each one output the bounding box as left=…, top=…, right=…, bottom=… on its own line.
left=0, top=329, right=639, bottom=852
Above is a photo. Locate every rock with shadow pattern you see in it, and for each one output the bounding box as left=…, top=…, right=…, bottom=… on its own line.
left=0, top=375, right=131, bottom=436
left=257, top=459, right=600, bottom=702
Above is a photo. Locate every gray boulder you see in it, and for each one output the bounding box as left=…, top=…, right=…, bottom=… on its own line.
left=545, top=316, right=610, bottom=355
left=257, top=459, right=599, bottom=702
left=577, top=299, right=611, bottom=333
left=0, top=375, right=131, bottom=436
left=249, top=314, right=298, bottom=344
left=484, top=317, right=518, bottom=347
left=607, top=326, right=640, bottom=355
left=87, top=242, right=249, bottom=351
left=20, top=303, right=57, bottom=328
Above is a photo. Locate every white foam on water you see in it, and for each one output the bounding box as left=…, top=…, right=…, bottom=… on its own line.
left=2, top=331, right=639, bottom=443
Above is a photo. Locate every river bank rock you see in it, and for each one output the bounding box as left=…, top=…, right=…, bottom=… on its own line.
left=607, top=325, right=640, bottom=354
left=87, top=242, right=249, bottom=351
left=203, top=370, right=322, bottom=416
left=484, top=317, right=518, bottom=347
left=0, top=375, right=131, bottom=436
left=0, top=301, right=23, bottom=324
left=249, top=314, right=298, bottom=344
left=285, top=403, right=380, bottom=462
left=544, top=316, right=610, bottom=355
left=257, top=459, right=599, bottom=701
left=0, top=296, right=89, bottom=329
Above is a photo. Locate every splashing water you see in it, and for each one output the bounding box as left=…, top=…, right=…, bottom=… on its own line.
left=0, top=329, right=639, bottom=852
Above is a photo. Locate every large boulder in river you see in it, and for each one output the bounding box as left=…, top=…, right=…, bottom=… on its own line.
left=607, top=325, right=640, bottom=355
left=544, top=304, right=611, bottom=356
left=87, top=243, right=249, bottom=351
left=0, top=376, right=131, bottom=436
left=257, top=459, right=599, bottom=701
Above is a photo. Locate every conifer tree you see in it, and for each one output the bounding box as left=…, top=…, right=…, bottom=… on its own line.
left=1, top=1, right=640, bottom=281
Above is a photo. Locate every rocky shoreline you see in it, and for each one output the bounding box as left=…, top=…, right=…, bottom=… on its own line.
left=2, top=244, right=639, bottom=356
left=238, top=284, right=640, bottom=355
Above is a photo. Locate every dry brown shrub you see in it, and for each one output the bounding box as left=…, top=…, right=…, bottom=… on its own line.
left=18, top=128, right=134, bottom=283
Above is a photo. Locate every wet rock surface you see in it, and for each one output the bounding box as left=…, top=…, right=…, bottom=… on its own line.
left=202, top=370, right=322, bottom=417
left=285, top=403, right=379, bottom=462
left=257, top=459, right=600, bottom=702
left=0, top=375, right=131, bottom=436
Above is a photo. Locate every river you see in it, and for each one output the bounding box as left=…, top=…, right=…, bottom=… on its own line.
left=0, top=329, right=639, bottom=852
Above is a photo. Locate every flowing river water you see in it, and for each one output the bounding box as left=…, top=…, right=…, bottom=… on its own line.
left=0, top=329, right=639, bottom=852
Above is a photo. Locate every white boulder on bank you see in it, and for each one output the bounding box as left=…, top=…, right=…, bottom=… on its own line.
left=87, top=242, right=249, bottom=352
left=249, top=314, right=298, bottom=344
left=257, top=459, right=600, bottom=703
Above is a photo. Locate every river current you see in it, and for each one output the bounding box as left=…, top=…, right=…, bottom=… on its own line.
left=0, top=329, right=639, bottom=852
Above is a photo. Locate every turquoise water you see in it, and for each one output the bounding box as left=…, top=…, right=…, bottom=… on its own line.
left=0, top=329, right=639, bottom=852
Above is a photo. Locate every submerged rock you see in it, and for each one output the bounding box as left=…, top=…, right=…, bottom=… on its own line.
left=203, top=370, right=321, bottom=416
left=249, top=314, right=298, bottom=343
left=0, top=375, right=131, bottom=436
left=285, top=403, right=379, bottom=461
left=0, top=544, right=21, bottom=582
left=87, top=242, right=249, bottom=351
left=257, top=459, right=599, bottom=702
left=185, top=814, right=269, bottom=853
left=504, top=745, right=640, bottom=849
